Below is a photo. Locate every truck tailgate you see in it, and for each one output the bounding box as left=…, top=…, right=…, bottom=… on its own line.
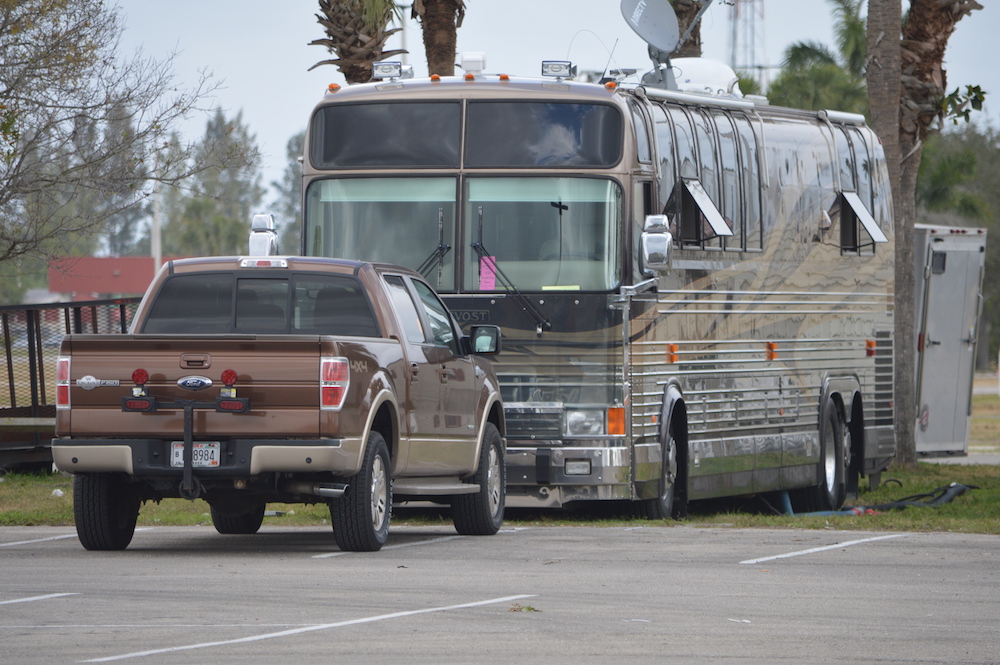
left=59, top=335, right=329, bottom=438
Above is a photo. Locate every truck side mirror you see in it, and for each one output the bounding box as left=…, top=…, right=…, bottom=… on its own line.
left=641, top=214, right=673, bottom=274
left=467, top=325, right=501, bottom=355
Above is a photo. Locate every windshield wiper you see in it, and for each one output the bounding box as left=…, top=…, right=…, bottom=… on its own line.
left=416, top=208, right=451, bottom=286
left=470, top=205, right=552, bottom=335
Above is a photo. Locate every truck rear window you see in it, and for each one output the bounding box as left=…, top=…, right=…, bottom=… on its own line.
left=142, top=273, right=380, bottom=337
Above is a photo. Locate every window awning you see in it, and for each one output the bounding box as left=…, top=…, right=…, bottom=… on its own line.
left=843, top=191, right=888, bottom=244
left=682, top=179, right=733, bottom=238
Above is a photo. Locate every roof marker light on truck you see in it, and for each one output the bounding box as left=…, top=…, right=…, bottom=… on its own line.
left=320, top=357, right=350, bottom=411
left=240, top=258, right=289, bottom=268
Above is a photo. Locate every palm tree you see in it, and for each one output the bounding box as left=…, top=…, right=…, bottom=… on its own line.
left=670, top=0, right=709, bottom=58
left=409, top=0, right=465, bottom=77
left=309, top=0, right=407, bottom=83
left=767, top=0, right=867, bottom=114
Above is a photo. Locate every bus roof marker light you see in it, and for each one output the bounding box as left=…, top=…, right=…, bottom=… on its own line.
left=542, top=61, right=576, bottom=80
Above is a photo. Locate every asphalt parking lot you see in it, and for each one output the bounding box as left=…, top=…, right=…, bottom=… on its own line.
left=2, top=524, right=998, bottom=664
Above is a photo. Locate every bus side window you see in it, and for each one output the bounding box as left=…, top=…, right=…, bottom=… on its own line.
left=847, top=126, right=874, bottom=214
left=713, top=111, right=742, bottom=252
left=834, top=126, right=885, bottom=255
left=732, top=114, right=762, bottom=251
left=630, top=101, right=652, bottom=165
left=651, top=104, right=675, bottom=205
left=666, top=106, right=697, bottom=243
left=692, top=110, right=722, bottom=249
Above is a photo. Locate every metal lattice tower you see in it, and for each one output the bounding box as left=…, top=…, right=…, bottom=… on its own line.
left=728, top=0, right=769, bottom=89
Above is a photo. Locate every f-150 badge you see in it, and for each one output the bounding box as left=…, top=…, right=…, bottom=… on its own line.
left=76, top=375, right=120, bottom=390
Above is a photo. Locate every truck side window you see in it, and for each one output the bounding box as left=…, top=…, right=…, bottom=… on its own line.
left=412, top=279, right=460, bottom=354
left=294, top=275, right=379, bottom=337
left=383, top=275, right=425, bottom=343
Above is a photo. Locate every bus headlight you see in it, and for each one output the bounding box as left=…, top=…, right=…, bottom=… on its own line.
left=564, top=409, right=605, bottom=436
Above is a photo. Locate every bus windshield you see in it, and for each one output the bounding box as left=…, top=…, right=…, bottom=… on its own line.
left=304, top=176, right=621, bottom=293
left=465, top=178, right=621, bottom=292
left=305, top=177, right=458, bottom=290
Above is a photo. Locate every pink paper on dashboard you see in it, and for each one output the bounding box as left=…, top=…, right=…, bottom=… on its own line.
left=479, top=256, right=497, bottom=290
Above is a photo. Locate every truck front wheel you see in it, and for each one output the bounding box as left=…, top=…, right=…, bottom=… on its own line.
left=73, top=473, right=140, bottom=551
left=330, top=431, right=391, bottom=551
left=452, top=423, right=505, bottom=535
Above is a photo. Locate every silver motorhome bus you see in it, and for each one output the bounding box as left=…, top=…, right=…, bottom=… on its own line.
left=276, top=45, right=895, bottom=517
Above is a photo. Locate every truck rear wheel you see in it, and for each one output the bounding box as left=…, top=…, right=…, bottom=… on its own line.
left=73, top=473, right=140, bottom=551
left=210, top=502, right=265, bottom=535
left=452, top=423, right=505, bottom=535
left=330, top=431, right=391, bottom=551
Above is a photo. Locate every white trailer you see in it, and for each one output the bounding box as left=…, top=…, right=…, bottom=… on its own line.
left=913, top=224, right=987, bottom=456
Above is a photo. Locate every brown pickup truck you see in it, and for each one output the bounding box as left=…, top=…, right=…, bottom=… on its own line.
left=52, top=256, right=505, bottom=552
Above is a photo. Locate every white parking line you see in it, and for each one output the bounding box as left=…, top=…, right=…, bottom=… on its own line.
left=79, top=594, right=538, bottom=663
left=0, top=593, right=79, bottom=606
left=0, top=534, right=77, bottom=547
left=739, top=534, right=909, bottom=565
left=0, top=528, right=151, bottom=548
left=312, top=535, right=464, bottom=558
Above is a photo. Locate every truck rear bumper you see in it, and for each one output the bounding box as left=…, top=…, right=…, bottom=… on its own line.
left=52, top=438, right=361, bottom=477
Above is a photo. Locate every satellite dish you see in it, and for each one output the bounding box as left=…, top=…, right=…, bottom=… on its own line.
left=620, top=0, right=679, bottom=54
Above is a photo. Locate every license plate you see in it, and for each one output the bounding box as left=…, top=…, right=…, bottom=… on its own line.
left=171, top=442, right=221, bottom=468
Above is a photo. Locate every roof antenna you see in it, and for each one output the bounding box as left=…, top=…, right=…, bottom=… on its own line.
left=600, top=38, right=619, bottom=80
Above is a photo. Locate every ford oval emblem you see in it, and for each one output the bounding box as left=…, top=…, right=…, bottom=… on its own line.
left=177, top=375, right=213, bottom=391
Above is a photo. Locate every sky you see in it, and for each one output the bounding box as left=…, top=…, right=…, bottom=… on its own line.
left=115, top=0, right=999, bottom=208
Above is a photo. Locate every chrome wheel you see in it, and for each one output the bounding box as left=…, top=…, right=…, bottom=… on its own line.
left=487, top=444, right=502, bottom=518
left=370, top=453, right=388, bottom=532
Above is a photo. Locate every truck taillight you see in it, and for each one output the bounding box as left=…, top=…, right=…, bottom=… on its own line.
left=320, top=357, right=349, bottom=411
left=56, top=356, right=71, bottom=410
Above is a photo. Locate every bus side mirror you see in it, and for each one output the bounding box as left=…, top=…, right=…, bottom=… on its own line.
left=641, top=214, right=672, bottom=274
left=249, top=213, right=279, bottom=256
left=467, top=325, right=501, bottom=355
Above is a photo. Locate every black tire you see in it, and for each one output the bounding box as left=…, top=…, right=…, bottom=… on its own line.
left=73, top=473, right=140, bottom=551
left=793, top=398, right=845, bottom=513
left=452, top=423, right=505, bottom=535
left=634, top=430, right=679, bottom=520
left=210, top=502, right=266, bottom=535
left=330, top=431, right=391, bottom=551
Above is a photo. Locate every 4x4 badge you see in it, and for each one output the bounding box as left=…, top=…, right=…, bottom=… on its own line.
left=177, top=376, right=213, bottom=391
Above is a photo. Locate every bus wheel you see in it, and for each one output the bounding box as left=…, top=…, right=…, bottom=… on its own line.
left=210, top=501, right=266, bottom=535
left=452, top=423, right=506, bottom=535
left=330, top=431, right=391, bottom=551
left=635, top=431, right=679, bottom=520
left=74, top=473, right=140, bottom=551
left=794, top=399, right=845, bottom=513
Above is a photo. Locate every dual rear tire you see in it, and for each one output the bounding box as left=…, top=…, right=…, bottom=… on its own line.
left=793, top=398, right=848, bottom=513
